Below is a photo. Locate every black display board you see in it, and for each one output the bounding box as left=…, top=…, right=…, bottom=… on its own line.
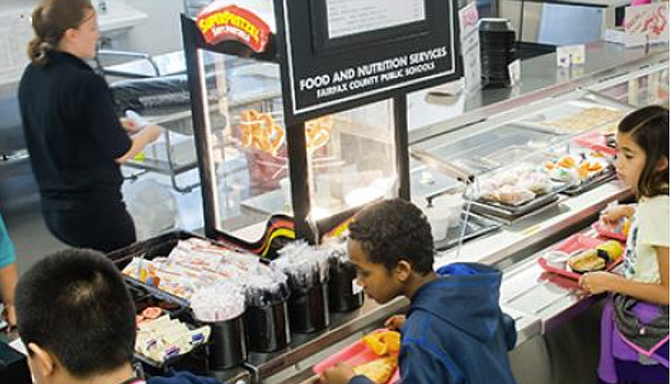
left=274, top=0, right=461, bottom=125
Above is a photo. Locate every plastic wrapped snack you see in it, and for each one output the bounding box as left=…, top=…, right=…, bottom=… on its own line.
left=243, top=263, right=290, bottom=307
left=273, top=241, right=332, bottom=290
left=121, top=238, right=290, bottom=306
left=497, top=185, right=536, bottom=206
left=135, top=315, right=211, bottom=363
left=471, top=163, right=551, bottom=206
left=191, top=283, right=246, bottom=322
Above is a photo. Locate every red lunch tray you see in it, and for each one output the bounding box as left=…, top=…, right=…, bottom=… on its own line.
left=313, top=331, right=400, bottom=384
left=537, top=234, right=622, bottom=280
left=592, top=221, right=628, bottom=242
left=573, top=131, right=616, bottom=156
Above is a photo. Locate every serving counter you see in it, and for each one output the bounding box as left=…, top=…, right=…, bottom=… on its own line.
left=238, top=44, right=667, bottom=384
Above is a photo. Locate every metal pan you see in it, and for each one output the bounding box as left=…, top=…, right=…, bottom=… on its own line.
left=434, top=212, right=503, bottom=251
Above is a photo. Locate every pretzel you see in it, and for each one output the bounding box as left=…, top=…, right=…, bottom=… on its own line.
left=305, top=115, right=333, bottom=152
left=240, top=109, right=285, bottom=155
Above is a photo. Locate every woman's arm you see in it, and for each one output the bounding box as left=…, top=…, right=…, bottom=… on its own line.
left=579, top=246, right=669, bottom=305
left=115, top=124, right=162, bottom=164
left=0, top=263, right=18, bottom=326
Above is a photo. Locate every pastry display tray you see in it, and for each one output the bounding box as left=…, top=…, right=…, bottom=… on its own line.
left=465, top=192, right=561, bottom=223
left=515, top=93, right=633, bottom=135
left=414, top=124, right=563, bottom=176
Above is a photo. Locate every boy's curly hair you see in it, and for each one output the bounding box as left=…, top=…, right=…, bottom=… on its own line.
left=349, top=198, right=434, bottom=275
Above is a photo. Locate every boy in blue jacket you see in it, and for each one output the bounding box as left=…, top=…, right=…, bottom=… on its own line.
left=321, top=198, right=517, bottom=384
left=14, top=248, right=219, bottom=384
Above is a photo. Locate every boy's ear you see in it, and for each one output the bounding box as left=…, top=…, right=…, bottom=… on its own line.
left=27, top=342, right=57, bottom=379
left=656, top=156, right=669, bottom=172
left=395, top=260, right=413, bottom=282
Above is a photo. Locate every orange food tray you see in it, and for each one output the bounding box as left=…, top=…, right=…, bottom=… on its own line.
left=537, top=234, right=622, bottom=280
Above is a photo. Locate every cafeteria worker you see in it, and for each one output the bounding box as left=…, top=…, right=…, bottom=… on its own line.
left=19, top=0, right=162, bottom=252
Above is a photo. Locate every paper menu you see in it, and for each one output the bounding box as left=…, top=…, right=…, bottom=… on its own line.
left=0, top=11, right=33, bottom=85
left=624, top=3, right=669, bottom=47
left=326, top=0, right=426, bottom=39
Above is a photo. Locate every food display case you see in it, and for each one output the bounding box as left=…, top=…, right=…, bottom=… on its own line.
left=109, top=7, right=668, bottom=383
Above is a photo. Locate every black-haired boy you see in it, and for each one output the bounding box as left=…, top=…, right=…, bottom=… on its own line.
left=15, top=248, right=219, bottom=384
left=321, top=198, right=517, bottom=384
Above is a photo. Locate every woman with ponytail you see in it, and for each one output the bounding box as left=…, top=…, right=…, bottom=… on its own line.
left=18, top=0, right=163, bottom=253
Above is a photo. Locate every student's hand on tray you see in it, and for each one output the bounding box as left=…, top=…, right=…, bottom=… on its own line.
left=600, top=204, right=634, bottom=226
left=384, top=314, right=406, bottom=331
left=579, top=271, right=621, bottom=295
left=320, top=363, right=356, bottom=384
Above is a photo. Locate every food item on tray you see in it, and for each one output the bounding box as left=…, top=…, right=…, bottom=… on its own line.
left=568, top=249, right=606, bottom=273
left=121, top=238, right=288, bottom=306
left=362, top=331, right=401, bottom=356
left=135, top=315, right=210, bottom=363
left=540, top=107, right=625, bottom=133
left=474, top=164, right=552, bottom=206
left=544, top=250, right=570, bottom=269
left=598, top=217, right=631, bottom=238
left=545, top=152, right=610, bottom=184
left=596, top=240, right=624, bottom=262
left=497, top=185, right=536, bottom=206
left=353, top=355, right=398, bottom=384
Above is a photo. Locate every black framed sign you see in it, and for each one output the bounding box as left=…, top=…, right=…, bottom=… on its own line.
left=274, top=0, right=461, bottom=125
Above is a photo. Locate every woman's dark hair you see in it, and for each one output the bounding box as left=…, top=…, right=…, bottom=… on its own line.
left=618, top=105, right=669, bottom=198
left=349, top=198, right=434, bottom=275
left=28, top=0, right=93, bottom=65
left=15, top=248, right=136, bottom=378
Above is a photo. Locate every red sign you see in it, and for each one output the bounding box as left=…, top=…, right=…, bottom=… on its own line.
left=196, top=5, right=271, bottom=52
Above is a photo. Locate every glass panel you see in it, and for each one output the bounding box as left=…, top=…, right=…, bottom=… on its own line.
left=197, top=50, right=283, bottom=233
left=306, top=100, right=398, bottom=221
left=197, top=51, right=398, bottom=233
left=598, top=68, right=669, bottom=107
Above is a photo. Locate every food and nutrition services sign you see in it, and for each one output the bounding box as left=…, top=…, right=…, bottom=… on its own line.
left=276, top=0, right=461, bottom=124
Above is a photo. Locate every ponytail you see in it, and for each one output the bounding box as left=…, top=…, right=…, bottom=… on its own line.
left=28, top=37, right=55, bottom=66
left=27, top=0, right=93, bottom=66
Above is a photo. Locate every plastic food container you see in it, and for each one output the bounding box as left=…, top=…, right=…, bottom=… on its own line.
left=244, top=299, right=291, bottom=352
left=204, top=314, right=247, bottom=370
left=328, top=259, right=364, bottom=313
left=288, top=282, right=330, bottom=333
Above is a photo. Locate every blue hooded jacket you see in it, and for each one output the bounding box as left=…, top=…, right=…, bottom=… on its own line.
left=351, top=262, right=517, bottom=384
left=147, top=372, right=221, bottom=384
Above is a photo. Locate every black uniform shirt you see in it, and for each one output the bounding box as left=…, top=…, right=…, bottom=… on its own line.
left=18, top=51, right=132, bottom=210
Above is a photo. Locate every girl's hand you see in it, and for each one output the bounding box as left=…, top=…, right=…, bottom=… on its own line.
left=579, top=272, right=622, bottom=295
left=320, top=363, right=356, bottom=384
left=600, top=204, right=634, bottom=226
left=384, top=315, right=406, bottom=331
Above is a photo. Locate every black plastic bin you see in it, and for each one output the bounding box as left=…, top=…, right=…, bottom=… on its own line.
left=204, top=314, right=247, bottom=370
left=288, top=282, right=330, bottom=333
left=328, top=259, right=364, bottom=313
left=244, top=299, right=291, bottom=352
